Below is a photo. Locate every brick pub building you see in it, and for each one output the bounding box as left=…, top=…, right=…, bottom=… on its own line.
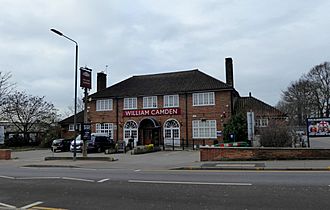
left=60, top=58, right=285, bottom=148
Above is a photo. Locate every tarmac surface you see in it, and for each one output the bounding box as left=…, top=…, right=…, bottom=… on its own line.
left=2, top=149, right=330, bottom=171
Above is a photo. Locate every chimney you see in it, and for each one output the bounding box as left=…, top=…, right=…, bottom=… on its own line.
left=225, top=57, right=234, bottom=88
left=97, top=72, right=107, bottom=92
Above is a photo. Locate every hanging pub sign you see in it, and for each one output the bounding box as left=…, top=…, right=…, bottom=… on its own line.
left=80, top=67, right=92, bottom=89
left=307, top=117, right=330, bottom=137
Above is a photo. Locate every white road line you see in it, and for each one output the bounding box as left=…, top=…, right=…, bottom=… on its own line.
left=73, top=168, right=97, bottom=171
left=62, top=177, right=95, bottom=183
left=16, top=177, right=61, bottom=180
left=21, top=201, right=43, bottom=209
left=128, top=180, right=252, bottom=186
left=0, top=202, right=16, bottom=208
left=0, top=175, right=15, bottom=179
left=97, top=178, right=110, bottom=183
left=134, top=169, right=141, bottom=172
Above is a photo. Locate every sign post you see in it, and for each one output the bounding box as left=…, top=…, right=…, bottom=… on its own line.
left=80, top=67, right=92, bottom=157
left=247, top=112, right=255, bottom=146
left=0, top=126, right=4, bottom=145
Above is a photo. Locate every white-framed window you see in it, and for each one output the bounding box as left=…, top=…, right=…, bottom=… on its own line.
left=164, top=95, right=179, bottom=108
left=124, top=98, right=137, bottom=110
left=124, top=120, right=138, bottom=145
left=96, top=99, right=113, bottom=111
left=143, top=96, right=157, bottom=108
left=255, top=118, right=269, bottom=127
left=164, top=119, right=180, bottom=146
left=192, top=120, right=217, bottom=139
left=193, top=92, right=215, bottom=106
left=96, top=123, right=114, bottom=139
left=68, top=123, right=81, bottom=131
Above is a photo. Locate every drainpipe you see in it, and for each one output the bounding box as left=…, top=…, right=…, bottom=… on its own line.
left=116, top=97, right=119, bottom=142
left=185, top=93, right=189, bottom=149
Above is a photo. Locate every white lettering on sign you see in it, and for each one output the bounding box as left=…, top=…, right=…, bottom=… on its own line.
left=123, top=108, right=180, bottom=117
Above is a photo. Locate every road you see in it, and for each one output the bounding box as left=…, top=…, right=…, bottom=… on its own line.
left=0, top=167, right=329, bottom=209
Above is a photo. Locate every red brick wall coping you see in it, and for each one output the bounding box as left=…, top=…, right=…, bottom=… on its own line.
left=200, top=147, right=330, bottom=161
left=0, top=149, right=11, bottom=160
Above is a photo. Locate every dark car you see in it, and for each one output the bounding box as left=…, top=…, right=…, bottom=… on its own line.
left=87, top=136, right=114, bottom=153
left=51, top=139, right=72, bottom=152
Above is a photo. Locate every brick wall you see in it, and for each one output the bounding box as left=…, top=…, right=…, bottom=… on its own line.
left=200, top=147, right=330, bottom=161
left=0, top=149, right=11, bottom=160
left=88, top=91, right=233, bottom=145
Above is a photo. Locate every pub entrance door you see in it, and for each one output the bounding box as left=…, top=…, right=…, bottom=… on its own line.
left=139, top=118, right=160, bottom=146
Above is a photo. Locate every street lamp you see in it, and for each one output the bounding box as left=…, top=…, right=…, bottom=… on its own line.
left=50, top=28, right=78, bottom=161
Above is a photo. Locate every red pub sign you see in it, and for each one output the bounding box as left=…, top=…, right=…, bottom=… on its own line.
left=123, top=108, right=181, bottom=117
left=80, top=67, right=92, bottom=89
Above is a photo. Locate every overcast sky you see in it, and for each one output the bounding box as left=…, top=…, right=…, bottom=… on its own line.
left=1, top=0, right=330, bottom=117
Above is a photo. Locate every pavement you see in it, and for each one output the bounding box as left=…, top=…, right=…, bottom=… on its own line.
left=1, top=149, right=330, bottom=171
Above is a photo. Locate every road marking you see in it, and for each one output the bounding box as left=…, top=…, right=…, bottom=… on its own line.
left=16, top=177, right=61, bottom=180
left=21, top=201, right=43, bottom=209
left=62, top=177, right=95, bottom=183
left=0, top=202, right=16, bottom=208
left=97, top=178, right=110, bottom=183
left=31, top=206, right=67, bottom=210
left=0, top=175, right=15, bottom=179
left=215, top=164, right=256, bottom=167
left=128, top=180, right=252, bottom=186
left=134, top=169, right=141, bottom=172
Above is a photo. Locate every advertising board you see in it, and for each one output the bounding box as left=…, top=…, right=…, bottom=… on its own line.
left=307, top=118, right=330, bottom=137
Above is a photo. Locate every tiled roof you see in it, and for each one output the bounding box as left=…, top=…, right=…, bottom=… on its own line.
left=235, top=96, right=286, bottom=117
left=90, top=69, right=233, bottom=99
left=59, top=111, right=84, bottom=124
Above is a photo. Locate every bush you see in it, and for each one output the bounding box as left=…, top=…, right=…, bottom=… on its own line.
left=259, top=122, right=292, bottom=147
left=223, top=114, right=248, bottom=143
left=146, top=144, right=154, bottom=151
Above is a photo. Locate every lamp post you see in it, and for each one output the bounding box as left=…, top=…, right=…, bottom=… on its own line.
left=50, top=28, right=78, bottom=161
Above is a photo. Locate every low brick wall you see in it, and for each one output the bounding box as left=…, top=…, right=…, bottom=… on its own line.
left=0, top=149, right=11, bottom=160
left=200, top=147, right=330, bottom=161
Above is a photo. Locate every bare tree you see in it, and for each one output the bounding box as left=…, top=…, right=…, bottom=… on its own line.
left=2, top=91, right=58, bottom=141
left=278, top=78, right=317, bottom=125
left=278, top=62, right=330, bottom=126
left=0, top=72, right=15, bottom=115
left=62, top=95, right=84, bottom=118
left=305, top=62, right=330, bottom=117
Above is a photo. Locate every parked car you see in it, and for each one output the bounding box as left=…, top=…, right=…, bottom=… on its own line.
left=70, top=133, right=114, bottom=153
left=88, top=135, right=114, bottom=152
left=70, top=138, right=84, bottom=153
left=51, top=139, right=72, bottom=152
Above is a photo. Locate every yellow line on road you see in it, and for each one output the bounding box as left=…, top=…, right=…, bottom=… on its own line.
left=30, top=207, right=67, bottom=210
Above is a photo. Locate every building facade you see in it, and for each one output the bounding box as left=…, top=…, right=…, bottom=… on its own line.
left=85, top=58, right=237, bottom=147
left=60, top=58, right=285, bottom=147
